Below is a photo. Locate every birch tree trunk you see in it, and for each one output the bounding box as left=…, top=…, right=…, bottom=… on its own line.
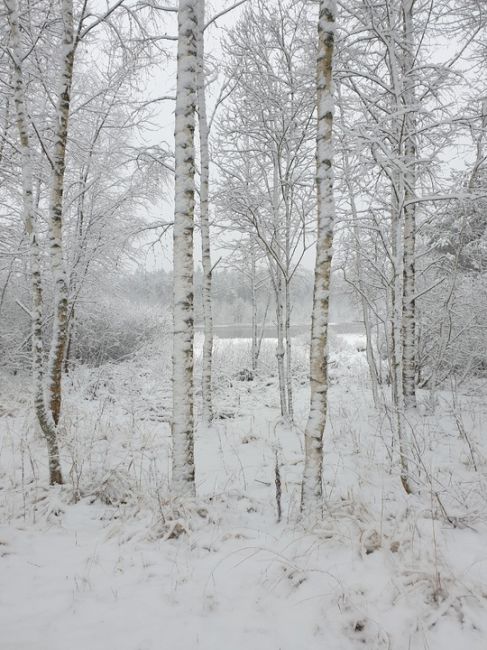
left=172, top=0, right=198, bottom=496
left=285, top=278, right=293, bottom=421
left=401, top=0, right=417, bottom=409
left=47, top=0, right=75, bottom=426
left=274, top=270, right=288, bottom=418
left=271, top=153, right=288, bottom=419
left=301, top=0, right=335, bottom=516
left=6, top=0, right=63, bottom=484
left=0, top=71, right=11, bottom=167
left=196, top=0, right=213, bottom=424
left=385, top=10, right=413, bottom=494
left=392, top=176, right=412, bottom=494
left=284, top=182, right=293, bottom=421
left=251, top=241, right=258, bottom=373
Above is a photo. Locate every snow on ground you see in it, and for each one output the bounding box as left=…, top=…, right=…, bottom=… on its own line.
left=1, top=332, right=487, bottom=650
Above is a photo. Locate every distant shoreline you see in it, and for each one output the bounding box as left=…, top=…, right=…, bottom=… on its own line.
left=194, top=322, right=364, bottom=339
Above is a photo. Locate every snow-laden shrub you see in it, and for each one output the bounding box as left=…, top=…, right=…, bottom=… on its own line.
left=418, top=272, right=487, bottom=385
left=71, top=297, right=166, bottom=366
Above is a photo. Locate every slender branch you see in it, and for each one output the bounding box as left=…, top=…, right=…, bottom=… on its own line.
left=204, top=0, right=248, bottom=31
left=79, top=0, right=127, bottom=40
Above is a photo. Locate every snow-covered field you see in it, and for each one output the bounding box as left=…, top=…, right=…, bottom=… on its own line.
left=1, top=334, right=487, bottom=650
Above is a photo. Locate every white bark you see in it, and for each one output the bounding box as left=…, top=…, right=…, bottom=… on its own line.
left=196, top=0, right=213, bottom=424
left=250, top=241, right=258, bottom=372
left=270, top=152, right=288, bottom=419
left=47, top=0, right=74, bottom=426
left=285, top=278, right=293, bottom=421
left=275, top=272, right=288, bottom=418
left=389, top=0, right=417, bottom=492
left=301, top=0, right=336, bottom=516
left=172, top=0, right=198, bottom=496
left=392, top=173, right=412, bottom=493
left=284, top=177, right=293, bottom=421
left=401, top=0, right=417, bottom=409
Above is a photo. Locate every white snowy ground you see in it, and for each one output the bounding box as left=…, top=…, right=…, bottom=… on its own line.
left=1, top=333, right=487, bottom=650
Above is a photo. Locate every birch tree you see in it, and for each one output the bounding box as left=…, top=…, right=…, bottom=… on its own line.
left=196, top=0, right=213, bottom=424
left=171, top=0, right=199, bottom=495
left=400, top=0, right=418, bottom=410
left=301, top=0, right=336, bottom=516
left=46, top=0, right=74, bottom=426
left=5, top=0, right=63, bottom=483
left=215, top=0, right=316, bottom=420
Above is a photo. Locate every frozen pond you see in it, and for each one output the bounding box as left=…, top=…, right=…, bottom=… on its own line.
left=195, top=321, right=364, bottom=339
